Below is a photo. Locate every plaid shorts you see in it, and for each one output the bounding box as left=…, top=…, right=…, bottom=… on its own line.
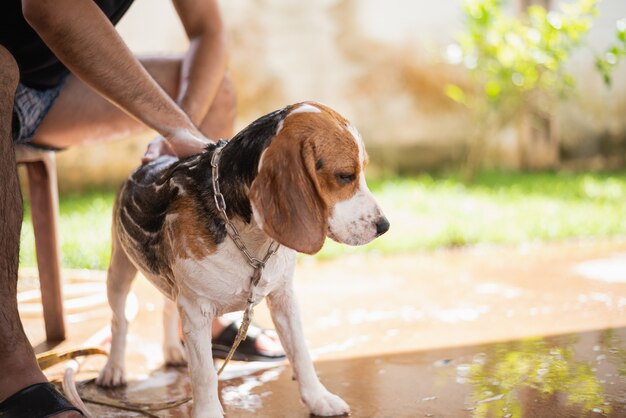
left=12, top=76, right=68, bottom=144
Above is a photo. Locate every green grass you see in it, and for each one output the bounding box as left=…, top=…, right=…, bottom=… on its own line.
left=19, top=171, right=626, bottom=270
left=319, top=170, right=626, bottom=259
left=21, top=190, right=117, bottom=271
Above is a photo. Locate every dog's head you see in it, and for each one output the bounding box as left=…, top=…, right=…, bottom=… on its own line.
left=250, top=102, right=389, bottom=254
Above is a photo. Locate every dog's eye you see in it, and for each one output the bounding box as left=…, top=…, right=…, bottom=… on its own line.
left=335, top=172, right=356, bottom=185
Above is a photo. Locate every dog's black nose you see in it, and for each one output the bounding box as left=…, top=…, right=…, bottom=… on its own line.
left=375, top=217, right=390, bottom=236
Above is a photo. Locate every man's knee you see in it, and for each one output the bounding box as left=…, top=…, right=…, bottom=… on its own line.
left=0, top=46, right=19, bottom=96
left=0, top=46, right=19, bottom=147
left=215, top=72, right=236, bottom=117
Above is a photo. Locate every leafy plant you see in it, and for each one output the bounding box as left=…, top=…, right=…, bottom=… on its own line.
left=596, top=18, right=626, bottom=86
left=445, top=0, right=598, bottom=174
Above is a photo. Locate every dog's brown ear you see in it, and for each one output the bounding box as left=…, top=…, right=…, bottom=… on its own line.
left=250, top=131, right=327, bottom=254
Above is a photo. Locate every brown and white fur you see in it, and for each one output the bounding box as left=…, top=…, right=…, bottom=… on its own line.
left=96, top=102, right=390, bottom=417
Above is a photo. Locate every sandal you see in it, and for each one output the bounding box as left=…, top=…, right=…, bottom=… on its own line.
left=212, top=321, right=286, bottom=362
left=0, top=382, right=84, bottom=417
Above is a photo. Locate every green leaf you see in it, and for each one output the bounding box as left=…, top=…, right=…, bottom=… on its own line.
left=445, top=84, right=468, bottom=105
left=485, top=80, right=502, bottom=98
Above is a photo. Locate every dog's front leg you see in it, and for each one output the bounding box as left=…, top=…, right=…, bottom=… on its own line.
left=177, top=293, right=224, bottom=418
left=267, top=283, right=350, bottom=417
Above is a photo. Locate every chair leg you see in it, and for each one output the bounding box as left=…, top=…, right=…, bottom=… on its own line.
left=25, top=154, right=66, bottom=342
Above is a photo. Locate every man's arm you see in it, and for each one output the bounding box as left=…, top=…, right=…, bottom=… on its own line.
left=173, top=0, right=228, bottom=126
left=141, top=0, right=229, bottom=162
left=22, top=0, right=208, bottom=157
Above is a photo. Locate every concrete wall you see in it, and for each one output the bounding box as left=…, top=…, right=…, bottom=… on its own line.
left=52, top=0, right=626, bottom=191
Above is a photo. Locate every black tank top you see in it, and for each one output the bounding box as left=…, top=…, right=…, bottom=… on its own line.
left=0, top=0, right=135, bottom=89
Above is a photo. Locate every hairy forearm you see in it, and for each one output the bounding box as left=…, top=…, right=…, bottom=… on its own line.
left=176, top=27, right=228, bottom=127
left=172, top=0, right=229, bottom=131
left=22, top=0, right=200, bottom=139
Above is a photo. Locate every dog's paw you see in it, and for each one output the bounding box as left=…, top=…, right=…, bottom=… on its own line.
left=303, top=389, right=350, bottom=417
left=96, top=361, right=127, bottom=387
left=163, top=342, right=187, bottom=366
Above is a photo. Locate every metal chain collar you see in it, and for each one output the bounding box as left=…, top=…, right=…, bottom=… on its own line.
left=210, top=140, right=280, bottom=375
left=211, top=141, right=280, bottom=274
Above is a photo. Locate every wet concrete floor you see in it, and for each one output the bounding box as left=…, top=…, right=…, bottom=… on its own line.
left=17, top=240, right=626, bottom=417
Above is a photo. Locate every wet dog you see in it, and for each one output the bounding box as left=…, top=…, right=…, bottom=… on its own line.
left=96, top=102, right=389, bottom=417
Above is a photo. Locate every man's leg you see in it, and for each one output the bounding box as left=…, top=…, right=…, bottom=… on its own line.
left=0, top=46, right=81, bottom=417
left=0, top=43, right=47, bottom=399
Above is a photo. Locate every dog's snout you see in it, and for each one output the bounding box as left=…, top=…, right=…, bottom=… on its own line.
left=375, top=217, right=390, bottom=237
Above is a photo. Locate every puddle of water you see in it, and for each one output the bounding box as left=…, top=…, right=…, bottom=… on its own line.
left=221, top=367, right=284, bottom=412
left=455, top=333, right=626, bottom=417
left=217, top=361, right=287, bottom=381
left=69, top=327, right=626, bottom=417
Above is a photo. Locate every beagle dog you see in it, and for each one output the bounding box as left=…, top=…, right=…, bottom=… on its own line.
left=96, top=102, right=389, bottom=417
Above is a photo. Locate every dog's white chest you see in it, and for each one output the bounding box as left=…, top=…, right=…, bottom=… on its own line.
left=171, top=240, right=295, bottom=313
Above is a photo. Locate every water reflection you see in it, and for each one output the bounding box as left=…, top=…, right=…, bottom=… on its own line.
left=601, top=329, right=626, bottom=378
left=66, top=328, right=626, bottom=417
left=462, top=335, right=612, bottom=417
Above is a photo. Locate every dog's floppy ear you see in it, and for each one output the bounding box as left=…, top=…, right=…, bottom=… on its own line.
left=250, top=131, right=327, bottom=254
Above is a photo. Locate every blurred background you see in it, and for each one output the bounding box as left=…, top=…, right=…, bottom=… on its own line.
left=55, top=0, right=626, bottom=183
left=19, top=0, right=626, bottom=269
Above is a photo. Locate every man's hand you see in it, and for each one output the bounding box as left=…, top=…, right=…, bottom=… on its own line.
left=142, top=137, right=175, bottom=164
left=142, top=130, right=212, bottom=164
